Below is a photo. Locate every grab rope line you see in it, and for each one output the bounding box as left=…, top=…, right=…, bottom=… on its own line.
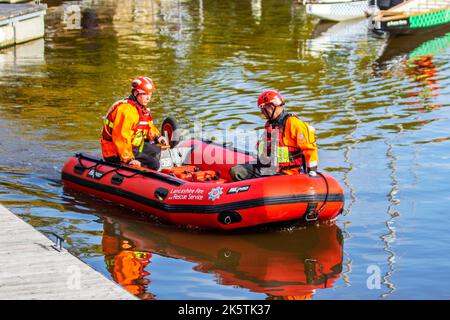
left=76, top=156, right=99, bottom=171
left=316, top=172, right=329, bottom=215
left=76, top=155, right=141, bottom=180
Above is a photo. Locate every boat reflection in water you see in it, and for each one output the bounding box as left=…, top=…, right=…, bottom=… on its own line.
left=306, top=18, right=385, bottom=59
left=100, top=213, right=344, bottom=300
left=375, top=26, right=450, bottom=111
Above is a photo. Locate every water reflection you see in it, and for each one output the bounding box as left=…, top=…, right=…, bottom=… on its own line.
left=369, top=26, right=450, bottom=298
left=102, top=225, right=154, bottom=300
left=374, top=27, right=450, bottom=113
left=404, top=55, right=441, bottom=110
left=307, top=19, right=378, bottom=58
left=98, top=211, right=343, bottom=300
left=251, top=0, right=262, bottom=24
left=0, top=39, right=45, bottom=74
left=381, top=140, right=398, bottom=298
left=375, top=26, right=450, bottom=64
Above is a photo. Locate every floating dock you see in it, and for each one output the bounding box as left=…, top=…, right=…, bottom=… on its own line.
left=0, top=204, right=137, bottom=300
left=0, top=2, right=47, bottom=49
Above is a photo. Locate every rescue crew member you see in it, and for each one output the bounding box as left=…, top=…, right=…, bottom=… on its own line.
left=101, top=76, right=167, bottom=170
left=229, top=90, right=318, bottom=181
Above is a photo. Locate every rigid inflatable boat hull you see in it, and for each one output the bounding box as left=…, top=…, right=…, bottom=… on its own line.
left=62, top=140, right=344, bottom=230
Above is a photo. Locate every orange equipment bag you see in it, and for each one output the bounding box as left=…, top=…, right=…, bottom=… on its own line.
left=162, top=166, right=225, bottom=183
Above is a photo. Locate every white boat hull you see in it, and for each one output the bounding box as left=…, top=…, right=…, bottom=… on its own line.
left=306, top=1, right=370, bottom=22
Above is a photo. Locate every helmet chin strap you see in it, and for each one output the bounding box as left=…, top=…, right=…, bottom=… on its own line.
left=265, top=104, right=278, bottom=123
left=129, top=91, right=145, bottom=108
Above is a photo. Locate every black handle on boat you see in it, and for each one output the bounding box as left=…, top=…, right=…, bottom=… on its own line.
left=300, top=153, right=307, bottom=174
left=316, top=172, right=329, bottom=215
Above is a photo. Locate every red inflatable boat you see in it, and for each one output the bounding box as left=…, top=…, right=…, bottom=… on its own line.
left=61, top=139, right=344, bottom=230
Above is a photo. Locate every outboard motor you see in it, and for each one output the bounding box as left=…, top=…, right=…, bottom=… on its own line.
left=159, top=147, right=192, bottom=170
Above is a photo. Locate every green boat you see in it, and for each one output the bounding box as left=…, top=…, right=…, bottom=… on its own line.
left=372, top=0, right=450, bottom=33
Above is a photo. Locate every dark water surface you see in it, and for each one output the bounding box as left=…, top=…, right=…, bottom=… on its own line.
left=1, top=0, right=450, bottom=299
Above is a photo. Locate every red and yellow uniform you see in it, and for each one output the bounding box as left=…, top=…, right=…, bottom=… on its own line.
left=258, top=112, right=318, bottom=175
left=101, top=99, right=160, bottom=163
left=230, top=90, right=319, bottom=182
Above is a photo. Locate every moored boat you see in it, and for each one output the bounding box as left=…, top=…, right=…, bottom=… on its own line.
left=371, top=0, right=450, bottom=34
left=305, top=0, right=370, bottom=22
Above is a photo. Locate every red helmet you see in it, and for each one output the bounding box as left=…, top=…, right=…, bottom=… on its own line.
left=257, top=90, right=285, bottom=109
left=131, top=76, right=155, bottom=94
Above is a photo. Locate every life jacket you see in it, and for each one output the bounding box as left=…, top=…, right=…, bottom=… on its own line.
left=258, top=112, right=307, bottom=172
left=101, top=99, right=153, bottom=152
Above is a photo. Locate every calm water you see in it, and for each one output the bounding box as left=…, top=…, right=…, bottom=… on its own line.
left=1, top=0, right=450, bottom=299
